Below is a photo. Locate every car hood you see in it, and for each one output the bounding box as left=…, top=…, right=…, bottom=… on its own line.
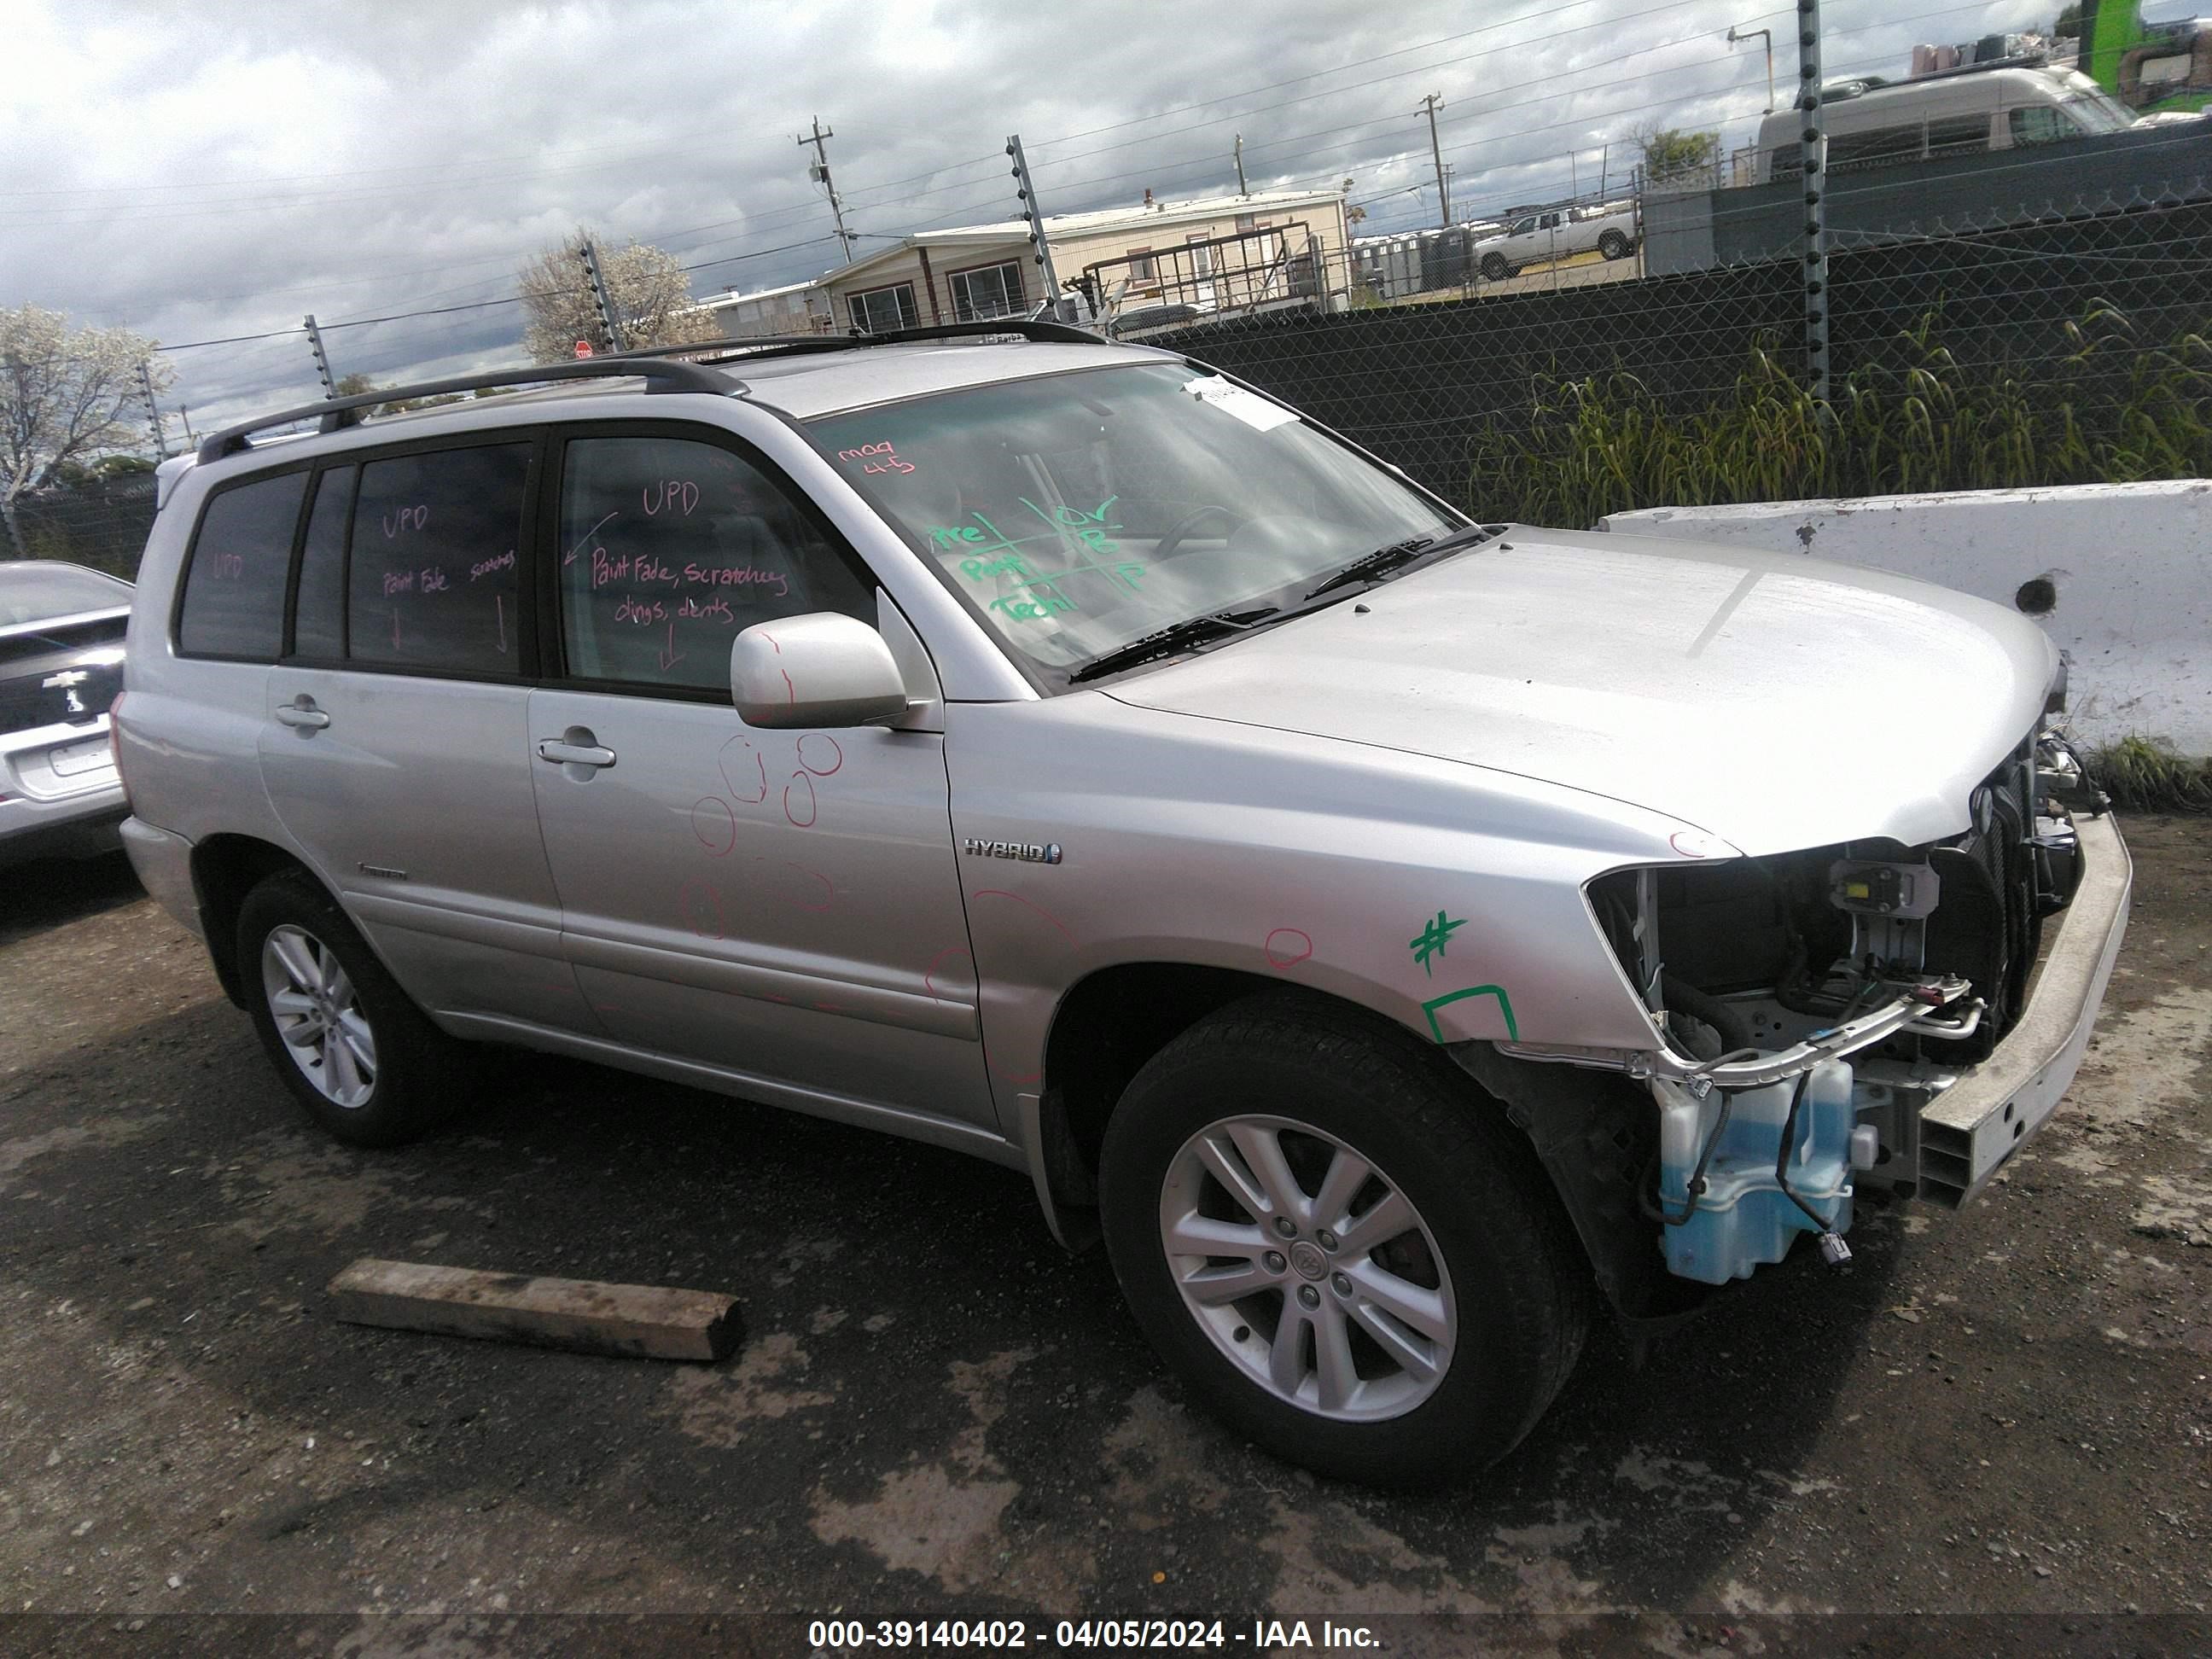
left=1104, top=528, right=2058, bottom=856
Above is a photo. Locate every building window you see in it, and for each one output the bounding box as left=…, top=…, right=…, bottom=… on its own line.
left=1235, top=213, right=1256, bottom=232
left=947, top=260, right=1027, bottom=322
left=1126, top=246, right=1154, bottom=279
left=847, top=283, right=919, bottom=334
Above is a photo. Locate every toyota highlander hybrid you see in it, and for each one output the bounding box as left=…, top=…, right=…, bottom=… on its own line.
left=114, top=321, right=2128, bottom=1485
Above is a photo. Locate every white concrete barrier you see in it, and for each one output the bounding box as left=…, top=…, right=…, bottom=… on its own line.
left=1601, top=482, right=2212, bottom=759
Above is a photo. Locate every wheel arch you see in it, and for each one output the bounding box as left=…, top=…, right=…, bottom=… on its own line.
left=1035, top=961, right=1284, bottom=1238
left=1031, top=966, right=1552, bottom=1246
left=189, top=834, right=330, bottom=1007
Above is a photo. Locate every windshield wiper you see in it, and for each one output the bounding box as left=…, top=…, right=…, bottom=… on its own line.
left=1301, top=523, right=1493, bottom=602
left=1063, top=607, right=1279, bottom=684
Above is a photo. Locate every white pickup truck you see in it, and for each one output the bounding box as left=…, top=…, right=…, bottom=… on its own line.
left=1474, top=203, right=1639, bottom=281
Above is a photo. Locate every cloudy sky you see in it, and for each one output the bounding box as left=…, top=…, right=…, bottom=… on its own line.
left=4, top=0, right=2083, bottom=436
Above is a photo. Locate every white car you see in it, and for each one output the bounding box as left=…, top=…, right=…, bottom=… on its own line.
left=0, top=560, right=131, bottom=865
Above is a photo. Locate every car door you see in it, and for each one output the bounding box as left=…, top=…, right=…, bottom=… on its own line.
left=522, top=423, right=994, bottom=1129
left=259, top=436, right=592, bottom=1032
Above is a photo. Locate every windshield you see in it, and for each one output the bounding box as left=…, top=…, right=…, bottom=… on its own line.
left=810, top=362, right=1458, bottom=676
left=2058, top=73, right=2139, bottom=133
left=0, top=562, right=131, bottom=627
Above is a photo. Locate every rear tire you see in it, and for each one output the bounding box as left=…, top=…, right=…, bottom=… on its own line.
left=236, top=871, right=469, bottom=1147
left=1098, top=993, right=1588, bottom=1487
left=1479, top=253, right=1511, bottom=282
left=1598, top=230, right=1630, bottom=260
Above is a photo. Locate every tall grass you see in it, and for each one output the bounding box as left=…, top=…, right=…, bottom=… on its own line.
left=1465, top=303, right=2212, bottom=527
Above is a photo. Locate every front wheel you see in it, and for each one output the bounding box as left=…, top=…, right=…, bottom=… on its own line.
left=1098, top=995, right=1588, bottom=1487
left=1479, top=253, right=1511, bottom=282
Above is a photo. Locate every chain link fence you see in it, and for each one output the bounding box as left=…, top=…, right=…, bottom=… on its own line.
left=1149, top=133, right=2212, bottom=526
left=3, top=469, right=160, bottom=581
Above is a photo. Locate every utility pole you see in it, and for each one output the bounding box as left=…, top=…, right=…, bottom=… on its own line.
left=137, top=361, right=170, bottom=458
left=1234, top=133, right=1249, bottom=196
left=798, top=119, right=858, bottom=264
left=1004, top=133, right=1063, bottom=319
left=1418, top=93, right=1450, bottom=227
left=1795, top=0, right=1830, bottom=410
left=303, top=313, right=337, bottom=399
left=578, top=242, right=624, bottom=352
left=1729, top=22, right=1776, bottom=114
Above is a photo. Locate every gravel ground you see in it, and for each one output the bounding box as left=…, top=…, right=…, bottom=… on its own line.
left=0, top=819, right=2207, bottom=1655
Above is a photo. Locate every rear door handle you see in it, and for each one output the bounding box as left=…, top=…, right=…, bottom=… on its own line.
left=536, top=737, right=616, bottom=769
left=276, top=701, right=329, bottom=731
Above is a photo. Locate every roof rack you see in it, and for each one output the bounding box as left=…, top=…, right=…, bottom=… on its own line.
left=611, top=315, right=1107, bottom=369
left=195, top=356, right=737, bottom=463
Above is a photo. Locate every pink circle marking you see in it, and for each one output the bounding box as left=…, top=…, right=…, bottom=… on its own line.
left=796, top=733, right=844, bottom=777
left=690, top=796, right=736, bottom=856
left=1265, top=928, right=1314, bottom=969
left=925, top=946, right=975, bottom=1002
left=783, top=771, right=818, bottom=828
left=785, top=863, right=834, bottom=911
left=719, top=737, right=769, bottom=804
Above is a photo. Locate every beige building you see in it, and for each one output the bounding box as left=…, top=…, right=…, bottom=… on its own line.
left=700, top=188, right=1351, bottom=337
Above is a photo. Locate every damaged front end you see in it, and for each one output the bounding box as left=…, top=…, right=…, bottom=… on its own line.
left=1504, top=726, right=2129, bottom=1288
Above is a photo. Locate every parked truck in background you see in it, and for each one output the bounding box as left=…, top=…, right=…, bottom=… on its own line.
left=1473, top=202, right=1639, bottom=282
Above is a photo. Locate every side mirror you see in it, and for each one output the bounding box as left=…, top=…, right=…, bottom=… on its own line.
left=731, top=612, right=911, bottom=729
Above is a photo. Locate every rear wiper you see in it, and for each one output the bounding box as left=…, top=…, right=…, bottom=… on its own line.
left=1301, top=523, right=1493, bottom=602
left=1063, top=607, right=1280, bottom=684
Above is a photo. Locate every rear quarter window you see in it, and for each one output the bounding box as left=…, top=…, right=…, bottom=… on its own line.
left=177, top=471, right=309, bottom=659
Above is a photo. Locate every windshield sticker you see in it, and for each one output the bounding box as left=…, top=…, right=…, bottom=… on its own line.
left=1180, top=375, right=1299, bottom=433
left=836, top=440, right=916, bottom=475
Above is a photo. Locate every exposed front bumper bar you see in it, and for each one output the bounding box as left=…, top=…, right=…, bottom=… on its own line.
left=1916, top=809, right=2132, bottom=1206
left=1499, top=976, right=1974, bottom=1091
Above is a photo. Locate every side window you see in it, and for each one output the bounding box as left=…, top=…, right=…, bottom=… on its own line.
left=2009, top=106, right=2073, bottom=146
left=346, top=444, right=530, bottom=675
left=555, top=434, right=874, bottom=694
left=178, top=471, right=307, bottom=660
left=1830, top=123, right=1924, bottom=172
left=291, top=465, right=353, bottom=660
left=1926, top=114, right=1993, bottom=157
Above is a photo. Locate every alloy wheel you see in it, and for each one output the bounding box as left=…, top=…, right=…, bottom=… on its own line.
left=1157, top=1113, right=1457, bottom=1422
left=260, top=924, right=378, bottom=1108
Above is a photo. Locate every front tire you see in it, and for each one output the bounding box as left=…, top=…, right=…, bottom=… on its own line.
left=1098, top=994, right=1588, bottom=1487
left=236, top=872, right=468, bottom=1147
left=1479, top=253, right=1511, bottom=282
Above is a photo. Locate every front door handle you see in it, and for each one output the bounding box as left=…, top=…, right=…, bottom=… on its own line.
left=536, top=735, right=616, bottom=769
left=276, top=700, right=330, bottom=731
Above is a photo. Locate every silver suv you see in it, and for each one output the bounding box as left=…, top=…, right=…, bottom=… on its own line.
left=117, top=322, right=2128, bottom=1485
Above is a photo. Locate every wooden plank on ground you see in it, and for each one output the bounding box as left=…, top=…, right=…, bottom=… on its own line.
left=327, top=1258, right=742, bottom=1361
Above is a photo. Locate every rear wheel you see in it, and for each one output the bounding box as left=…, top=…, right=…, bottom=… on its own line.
left=1598, top=229, right=1630, bottom=260
left=1098, top=994, right=1588, bottom=1487
left=1479, top=253, right=1511, bottom=282
left=236, top=872, right=469, bottom=1147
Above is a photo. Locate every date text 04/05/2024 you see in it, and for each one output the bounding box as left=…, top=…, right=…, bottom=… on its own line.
left=806, top=1617, right=1381, bottom=1650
